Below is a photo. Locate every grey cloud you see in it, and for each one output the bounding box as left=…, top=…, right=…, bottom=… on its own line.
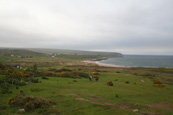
left=0, top=0, right=173, bottom=55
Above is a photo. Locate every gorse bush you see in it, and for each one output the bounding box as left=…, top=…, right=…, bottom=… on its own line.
left=8, top=92, right=56, bottom=111
left=93, top=76, right=99, bottom=81
left=153, top=84, right=165, bottom=87
left=153, top=80, right=165, bottom=87
left=107, top=81, right=113, bottom=86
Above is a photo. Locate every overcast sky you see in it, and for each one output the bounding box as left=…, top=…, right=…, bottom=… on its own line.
left=0, top=0, right=173, bottom=55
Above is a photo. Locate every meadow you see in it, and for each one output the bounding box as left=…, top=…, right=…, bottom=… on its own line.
left=0, top=49, right=173, bottom=115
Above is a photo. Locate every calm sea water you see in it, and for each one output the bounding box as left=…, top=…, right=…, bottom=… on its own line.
left=98, top=55, right=173, bottom=68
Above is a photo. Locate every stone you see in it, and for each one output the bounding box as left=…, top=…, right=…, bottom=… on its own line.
left=133, top=109, right=139, bottom=112
left=18, top=108, right=25, bottom=113
left=141, top=80, right=145, bottom=82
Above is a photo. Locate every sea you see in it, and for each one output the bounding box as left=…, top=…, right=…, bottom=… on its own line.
left=98, top=55, right=173, bottom=68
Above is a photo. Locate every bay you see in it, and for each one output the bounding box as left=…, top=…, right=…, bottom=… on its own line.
left=98, top=55, right=173, bottom=68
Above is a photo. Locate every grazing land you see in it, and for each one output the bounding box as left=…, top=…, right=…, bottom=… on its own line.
left=0, top=48, right=173, bottom=115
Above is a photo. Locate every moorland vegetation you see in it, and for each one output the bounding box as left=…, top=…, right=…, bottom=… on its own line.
left=0, top=48, right=173, bottom=115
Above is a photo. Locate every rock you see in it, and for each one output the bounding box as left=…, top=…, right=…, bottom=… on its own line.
left=18, top=108, right=25, bottom=113
left=133, top=109, right=139, bottom=112
left=141, top=80, right=144, bottom=82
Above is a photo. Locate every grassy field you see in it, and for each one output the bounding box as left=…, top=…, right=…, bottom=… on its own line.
left=0, top=53, right=173, bottom=115
left=1, top=72, right=173, bottom=115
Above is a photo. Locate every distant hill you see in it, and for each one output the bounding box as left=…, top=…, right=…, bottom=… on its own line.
left=0, top=47, right=123, bottom=58
left=26, top=48, right=123, bottom=57
left=0, top=48, right=47, bottom=57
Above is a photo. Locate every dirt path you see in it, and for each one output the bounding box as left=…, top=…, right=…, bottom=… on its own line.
left=70, top=93, right=169, bottom=115
left=70, top=93, right=133, bottom=110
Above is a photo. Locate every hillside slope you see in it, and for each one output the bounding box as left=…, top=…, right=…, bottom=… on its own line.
left=0, top=48, right=47, bottom=57
left=27, top=48, right=123, bottom=57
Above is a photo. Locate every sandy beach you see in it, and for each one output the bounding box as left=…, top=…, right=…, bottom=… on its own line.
left=82, top=60, right=130, bottom=68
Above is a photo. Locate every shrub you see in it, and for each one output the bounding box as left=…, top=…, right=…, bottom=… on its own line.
left=14, top=81, right=26, bottom=86
left=153, top=80, right=162, bottom=84
left=92, top=69, right=97, bottom=72
left=30, top=88, right=42, bottom=92
left=1, top=87, right=12, bottom=94
left=114, top=79, right=118, bottom=81
left=115, top=94, right=119, bottom=98
left=24, top=101, right=35, bottom=111
left=8, top=93, right=56, bottom=111
left=92, top=69, right=101, bottom=72
left=0, top=79, right=3, bottom=84
left=0, top=105, right=7, bottom=110
left=56, top=68, right=72, bottom=72
left=76, top=72, right=89, bottom=78
left=133, top=73, right=138, bottom=75
left=153, top=80, right=165, bottom=87
left=48, top=68, right=57, bottom=72
left=107, top=81, right=113, bottom=86
left=73, top=80, right=77, bottom=82
left=38, top=105, right=60, bottom=115
left=78, top=68, right=82, bottom=71
left=141, top=73, right=156, bottom=77
left=45, top=72, right=54, bottom=76
left=153, top=84, right=165, bottom=87
left=58, top=72, right=79, bottom=78
left=93, top=72, right=99, bottom=75
left=42, top=76, right=49, bottom=80
left=31, top=79, right=39, bottom=83
left=125, top=81, right=129, bottom=84
left=8, top=97, right=14, bottom=105
left=40, top=72, right=56, bottom=77
left=16, top=85, right=19, bottom=89
left=94, top=76, right=99, bottom=81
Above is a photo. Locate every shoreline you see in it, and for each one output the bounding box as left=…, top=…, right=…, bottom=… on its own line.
left=82, top=60, right=173, bottom=69
left=82, top=60, right=130, bottom=68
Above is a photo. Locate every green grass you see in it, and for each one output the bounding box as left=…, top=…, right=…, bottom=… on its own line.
left=0, top=54, right=173, bottom=115
left=0, top=71, right=173, bottom=115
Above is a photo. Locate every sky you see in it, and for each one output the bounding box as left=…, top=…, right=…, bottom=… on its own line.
left=0, top=0, right=173, bottom=55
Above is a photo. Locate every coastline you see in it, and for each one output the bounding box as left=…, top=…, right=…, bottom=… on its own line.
left=82, top=60, right=130, bottom=68
left=82, top=60, right=173, bottom=68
